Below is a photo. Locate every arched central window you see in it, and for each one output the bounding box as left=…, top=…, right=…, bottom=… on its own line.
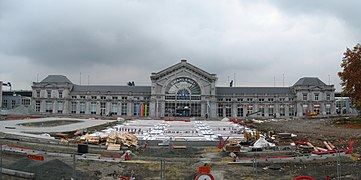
left=165, top=77, right=202, bottom=117
left=176, top=89, right=190, bottom=100
left=166, top=77, right=201, bottom=95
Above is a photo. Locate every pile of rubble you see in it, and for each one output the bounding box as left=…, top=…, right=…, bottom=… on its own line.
left=106, top=132, right=138, bottom=147
left=69, top=132, right=138, bottom=147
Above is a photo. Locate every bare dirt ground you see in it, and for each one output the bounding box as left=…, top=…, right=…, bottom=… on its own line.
left=1, top=116, right=361, bottom=179
left=253, top=117, right=361, bottom=153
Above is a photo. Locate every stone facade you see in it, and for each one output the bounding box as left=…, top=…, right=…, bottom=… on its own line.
left=31, top=60, right=336, bottom=119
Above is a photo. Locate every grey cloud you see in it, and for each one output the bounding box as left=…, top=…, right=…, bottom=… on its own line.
left=0, top=0, right=359, bottom=91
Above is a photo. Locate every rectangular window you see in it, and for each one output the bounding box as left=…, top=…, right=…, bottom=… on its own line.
left=47, top=90, right=52, bottom=98
left=303, top=94, right=307, bottom=101
left=247, top=105, right=253, bottom=115
left=112, top=103, right=118, bottom=115
left=259, top=106, right=265, bottom=116
left=134, top=103, right=139, bottom=116
left=58, top=101, right=63, bottom=113
left=79, top=102, right=85, bottom=114
left=71, top=102, right=77, bottom=114
left=326, top=104, right=331, bottom=114
left=36, top=90, right=40, bottom=98
left=280, top=105, right=285, bottom=116
left=3, top=100, right=8, bottom=108
left=100, top=102, right=106, bottom=115
left=46, top=101, right=52, bottom=113
left=302, top=104, right=308, bottom=115
left=237, top=106, right=243, bottom=117
left=91, top=102, right=97, bottom=114
left=35, top=101, right=40, bottom=112
left=218, top=104, right=223, bottom=117
left=121, top=103, right=127, bottom=115
left=289, top=105, right=295, bottom=116
left=21, top=99, right=31, bottom=107
left=225, top=106, right=231, bottom=117
left=11, top=100, right=16, bottom=108
left=314, top=93, right=319, bottom=101
left=326, top=94, right=331, bottom=100
left=58, top=91, right=63, bottom=98
left=268, top=105, right=274, bottom=117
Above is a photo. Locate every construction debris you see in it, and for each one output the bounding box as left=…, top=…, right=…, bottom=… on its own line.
left=76, top=132, right=138, bottom=147
left=106, top=132, right=138, bottom=147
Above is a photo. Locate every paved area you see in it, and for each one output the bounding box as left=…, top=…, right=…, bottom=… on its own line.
left=0, top=117, right=116, bottom=139
left=98, top=119, right=256, bottom=141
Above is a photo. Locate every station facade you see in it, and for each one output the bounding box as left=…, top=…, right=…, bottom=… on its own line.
left=31, top=60, right=336, bottom=119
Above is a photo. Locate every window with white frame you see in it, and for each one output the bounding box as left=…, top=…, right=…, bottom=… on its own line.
left=46, top=101, right=52, bottom=113
left=111, top=103, right=118, bottom=115
left=268, top=105, right=274, bottom=117
left=121, top=103, right=127, bottom=115
left=35, top=101, right=40, bottom=112
left=79, top=102, right=85, bottom=114
left=91, top=102, right=97, bottom=114
left=47, top=90, right=52, bottom=98
left=314, top=93, right=319, bottom=101
left=71, top=102, right=77, bottom=114
left=58, top=101, right=63, bottom=113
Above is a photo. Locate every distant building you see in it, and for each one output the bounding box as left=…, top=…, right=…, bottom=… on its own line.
left=31, top=60, right=337, bottom=119
left=1, top=90, right=32, bottom=110
left=335, top=92, right=359, bottom=115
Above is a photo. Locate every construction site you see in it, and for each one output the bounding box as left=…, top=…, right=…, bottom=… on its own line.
left=0, top=115, right=360, bottom=180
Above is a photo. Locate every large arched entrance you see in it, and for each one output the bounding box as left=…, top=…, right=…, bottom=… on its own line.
left=164, top=77, right=202, bottom=117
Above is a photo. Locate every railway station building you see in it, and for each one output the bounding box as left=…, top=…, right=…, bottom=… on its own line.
left=31, top=60, right=336, bottom=119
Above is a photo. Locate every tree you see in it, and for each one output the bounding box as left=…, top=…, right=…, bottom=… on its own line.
left=338, top=43, right=361, bottom=112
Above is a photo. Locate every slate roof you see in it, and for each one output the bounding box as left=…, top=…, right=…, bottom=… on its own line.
left=216, top=87, right=293, bottom=95
left=41, top=75, right=73, bottom=84
left=293, top=77, right=327, bottom=86
left=72, top=85, right=151, bottom=93
left=151, top=60, right=217, bottom=81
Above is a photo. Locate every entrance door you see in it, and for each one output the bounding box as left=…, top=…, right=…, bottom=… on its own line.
left=176, top=108, right=190, bottom=117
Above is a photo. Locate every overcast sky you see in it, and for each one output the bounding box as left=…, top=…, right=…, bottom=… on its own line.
left=1, top=0, right=360, bottom=91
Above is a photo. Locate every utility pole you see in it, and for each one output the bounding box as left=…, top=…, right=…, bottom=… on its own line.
left=160, top=160, right=165, bottom=180
left=336, top=150, right=341, bottom=180
left=253, top=155, right=257, bottom=180
left=273, top=76, right=276, bottom=87
left=1, top=143, right=2, bottom=180
left=234, top=73, right=236, bottom=87
left=73, top=153, right=76, bottom=180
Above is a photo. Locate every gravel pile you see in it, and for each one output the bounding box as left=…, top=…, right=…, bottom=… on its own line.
left=8, top=157, right=85, bottom=180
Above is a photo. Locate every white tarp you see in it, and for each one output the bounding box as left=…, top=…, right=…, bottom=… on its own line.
left=253, top=137, right=275, bottom=148
left=221, top=117, right=230, bottom=122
